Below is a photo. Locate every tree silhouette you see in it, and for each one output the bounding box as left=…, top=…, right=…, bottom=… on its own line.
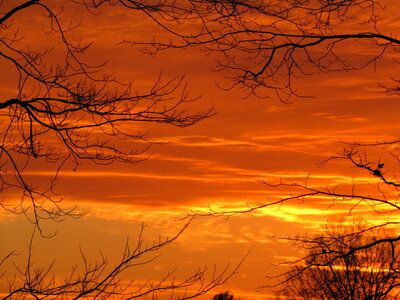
left=131, top=0, right=398, bottom=101
left=212, top=291, right=240, bottom=300
left=126, top=0, right=400, bottom=293
left=2, top=220, right=243, bottom=299
left=128, top=1, right=400, bottom=296
left=203, top=140, right=400, bottom=295
left=3, top=0, right=400, bottom=298
left=277, top=222, right=400, bottom=299
left=0, top=0, right=212, bottom=229
left=0, top=1, right=237, bottom=298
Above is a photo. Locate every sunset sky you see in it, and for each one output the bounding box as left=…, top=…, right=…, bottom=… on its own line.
left=1, top=1, right=400, bottom=299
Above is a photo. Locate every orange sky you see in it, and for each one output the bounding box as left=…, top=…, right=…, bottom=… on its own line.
left=1, top=1, right=400, bottom=299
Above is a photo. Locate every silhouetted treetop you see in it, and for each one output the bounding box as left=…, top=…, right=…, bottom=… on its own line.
left=212, top=291, right=240, bottom=300
left=277, top=222, right=400, bottom=299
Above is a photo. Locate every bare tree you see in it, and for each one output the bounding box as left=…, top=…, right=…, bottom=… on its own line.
left=0, top=1, right=243, bottom=299
left=113, top=1, right=400, bottom=294
left=200, top=140, right=400, bottom=296
left=276, top=222, right=400, bottom=299
left=212, top=291, right=240, bottom=300
left=124, top=0, right=399, bottom=101
left=0, top=0, right=212, bottom=229
left=5, top=0, right=399, bottom=298
left=2, top=219, right=244, bottom=299
left=109, top=0, right=400, bottom=296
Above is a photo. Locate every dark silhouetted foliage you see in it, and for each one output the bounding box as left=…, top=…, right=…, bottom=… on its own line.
left=213, top=291, right=240, bottom=300
left=278, top=222, right=400, bottom=299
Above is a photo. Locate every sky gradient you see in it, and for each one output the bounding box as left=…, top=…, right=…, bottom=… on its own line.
left=1, top=1, right=400, bottom=299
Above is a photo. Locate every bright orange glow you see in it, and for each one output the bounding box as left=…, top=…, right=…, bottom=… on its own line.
left=2, top=1, right=400, bottom=299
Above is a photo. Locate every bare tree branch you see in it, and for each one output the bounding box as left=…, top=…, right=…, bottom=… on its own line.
left=0, top=0, right=213, bottom=229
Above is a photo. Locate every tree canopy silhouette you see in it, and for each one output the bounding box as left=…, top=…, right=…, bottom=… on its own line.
left=277, top=222, right=400, bottom=299
left=212, top=291, right=240, bottom=300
